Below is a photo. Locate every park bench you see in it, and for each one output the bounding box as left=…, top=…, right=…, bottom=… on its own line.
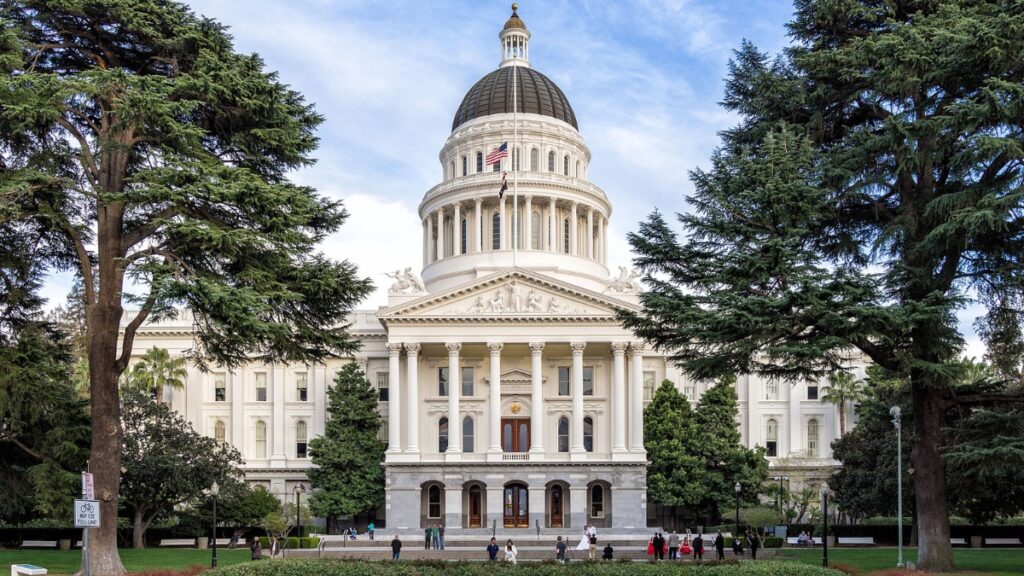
left=786, top=537, right=823, bottom=546
left=20, top=540, right=58, bottom=548
left=837, top=536, right=875, bottom=546
left=159, top=538, right=196, bottom=547
left=950, top=538, right=967, bottom=545
left=984, top=537, right=1021, bottom=546
left=210, top=538, right=232, bottom=546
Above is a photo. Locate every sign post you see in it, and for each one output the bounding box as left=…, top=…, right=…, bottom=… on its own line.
left=77, top=472, right=97, bottom=576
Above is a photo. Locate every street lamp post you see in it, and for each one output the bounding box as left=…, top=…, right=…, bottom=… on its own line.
left=294, top=485, right=304, bottom=545
left=734, top=482, right=742, bottom=542
left=821, top=484, right=829, bottom=568
left=209, top=481, right=219, bottom=569
left=772, top=475, right=788, bottom=522
left=890, top=406, right=904, bottom=568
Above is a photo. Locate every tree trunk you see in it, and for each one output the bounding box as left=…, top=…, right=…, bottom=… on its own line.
left=839, top=402, right=846, bottom=436
left=155, top=385, right=163, bottom=404
left=132, top=510, right=146, bottom=549
left=911, top=381, right=954, bottom=571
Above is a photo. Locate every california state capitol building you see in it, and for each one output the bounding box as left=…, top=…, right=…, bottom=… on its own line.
left=125, top=5, right=861, bottom=532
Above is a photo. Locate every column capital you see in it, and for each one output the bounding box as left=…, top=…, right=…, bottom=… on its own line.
left=524, top=194, right=532, bottom=202
left=570, top=342, right=586, bottom=355
left=487, top=342, right=504, bottom=355
left=446, top=342, right=463, bottom=354
left=474, top=197, right=483, bottom=205
left=628, top=342, right=645, bottom=355
left=610, top=341, right=629, bottom=354
left=385, top=343, right=402, bottom=355
left=528, top=342, right=545, bottom=354
left=404, top=343, right=421, bottom=354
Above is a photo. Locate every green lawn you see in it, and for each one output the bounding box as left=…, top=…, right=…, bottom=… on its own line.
left=0, top=548, right=251, bottom=574
left=775, top=548, right=1024, bottom=576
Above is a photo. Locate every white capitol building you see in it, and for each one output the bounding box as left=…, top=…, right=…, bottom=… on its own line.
left=126, top=5, right=858, bottom=531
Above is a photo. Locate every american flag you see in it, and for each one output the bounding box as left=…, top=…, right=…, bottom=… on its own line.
left=499, top=171, right=508, bottom=199
left=485, top=142, right=508, bottom=166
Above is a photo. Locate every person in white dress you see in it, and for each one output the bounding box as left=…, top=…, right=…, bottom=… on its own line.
left=577, top=525, right=590, bottom=550
left=504, top=539, right=518, bottom=564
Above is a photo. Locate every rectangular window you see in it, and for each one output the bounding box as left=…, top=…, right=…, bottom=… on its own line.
left=807, top=384, right=818, bottom=400
left=558, top=367, right=570, bottom=396
left=766, top=380, right=780, bottom=400
left=493, top=160, right=500, bottom=172
left=462, top=156, right=467, bottom=176
left=643, top=371, right=656, bottom=402
left=214, top=373, right=226, bottom=402
left=439, top=367, right=448, bottom=396
left=462, top=367, right=474, bottom=397
left=296, top=372, right=308, bottom=402
left=583, top=366, right=594, bottom=396
left=766, top=441, right=778, bottom=457
left=377, top=373, right=389, bottom=402
left=255, top=372, right=267, bottom=402
left=683, top=384, right=694, bottom=401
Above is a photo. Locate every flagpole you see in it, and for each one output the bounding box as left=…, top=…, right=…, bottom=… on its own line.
left=512, top=57, right=519, bottom=268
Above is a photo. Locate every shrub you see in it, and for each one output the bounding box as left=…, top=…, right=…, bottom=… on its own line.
left=207, top=559, right=845, bottom=576
left=762, top=536, right=783, bottom=548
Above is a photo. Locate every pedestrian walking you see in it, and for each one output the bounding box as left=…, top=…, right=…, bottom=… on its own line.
left=488, top=537, right=500, bottom=561
left=270, top=537, right=281, bottom=559
left=714, top=532, right=725, bottom=561
left=390, top=535, right=402, bottom=561
left=555, top=536, right=567, bottom=563
left=748, top=532, right=759, bottom=560
left=668, top=531, right=680, bottom=560
left=504, top=539, right=518, bottom=564
left=249, top=539, right=262, bottom=561
left=587, top=524, right=597, bottom=560
left=693, top=533, right=704, bottom=560
left=368, top=522, right=375, bottom=541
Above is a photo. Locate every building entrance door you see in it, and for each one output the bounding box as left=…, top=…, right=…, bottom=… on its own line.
left=503, top=483, right=528, bottom=528
left=468, top=485, right=482, bottom=528
left=550, top=485, right=564, bottom=528
left=501, top=418, right=530, bottom=452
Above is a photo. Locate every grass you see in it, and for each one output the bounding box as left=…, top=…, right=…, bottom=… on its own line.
left=0, top=548, right=251, bottom=574
left=775, top=548, right=1024, bottom=576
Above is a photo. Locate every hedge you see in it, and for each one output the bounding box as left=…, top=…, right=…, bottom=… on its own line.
left=207, top=559, right=844, bottom=576
left=257, top=537, right=321, bottom=549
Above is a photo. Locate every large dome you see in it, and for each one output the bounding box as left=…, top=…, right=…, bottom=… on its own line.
left=451, top=66, right=578, bottom=132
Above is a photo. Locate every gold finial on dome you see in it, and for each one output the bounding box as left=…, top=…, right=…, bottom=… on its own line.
left=504, top=3, right=526, bottom=30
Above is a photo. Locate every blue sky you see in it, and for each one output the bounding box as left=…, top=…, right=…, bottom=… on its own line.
left=38, top=0, right=987, bottom=357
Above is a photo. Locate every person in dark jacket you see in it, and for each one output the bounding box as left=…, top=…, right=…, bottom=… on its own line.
left=714, top=532, right=725, bottom=561
left=249, top=539, right=262, bottom=561
left=652, top=532, right=665, bottom=560
left=391, top=535, right=402, bottom=561
left=602, top=543, right=614, bottom=560
left=488, top=537, right=500, bottom=561
left=693, top=534, right=704, bottom=560
left=747, top=532, right=760, bottom=560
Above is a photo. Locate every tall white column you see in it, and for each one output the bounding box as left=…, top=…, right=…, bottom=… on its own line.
left=586, top=207, right=594, bottom=259
left=629, top=343, right=644, bottom=452
left=611, top=342, right=628, bottom=453
left=524, top=195, right=533, bottom=250
left=271, top=364, right=286, bottom=464
left=422, top=219, right=427, bottom=267
left=230, top=369, right=243, bottom=447
left=529, top=342, right=545, bottom=454
left=427, top=216, right=435, bottom=263
left=313, top=364, right=326, bottom=438
left=386, top=343, right=402, bottom=454
left=570, top=342, right=586, bottom=454
left=790, top=379, right=802, bottom=456
left=452, top=202, right=462, bottom=255
left=549, top=197, right=557, bottom=252
left=436, top=206, right=445, bottom=260
left=499, top=197, right=507, bottom=250
left=569, top=202, right=578, bottom=255
left=599, top=215, right=606, bottom=264
left=488, top=342, right=503, bottom=454
left=405, top=343, right=421, bottom=453
left=446, top=343, right=462, bottom=455
left=474, top=199, right=482, bottom=252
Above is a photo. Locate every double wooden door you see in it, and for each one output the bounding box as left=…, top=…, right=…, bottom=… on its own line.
left=504, top=483, right=528, bottom=527
left=501, top=418, right=530, bottom=452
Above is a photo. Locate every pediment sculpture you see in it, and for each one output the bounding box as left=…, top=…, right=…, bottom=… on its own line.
left=386, top=267, right=427, bottom=295
left=607, top=266, right=642, bottom=293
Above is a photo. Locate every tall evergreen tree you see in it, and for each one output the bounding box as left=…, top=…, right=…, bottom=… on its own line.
left=644, top=379, right=702, bottom=529
left=622, top=3, right=1024, bottom=569
left=0, top=2, right=373, bottom=572
left=308, top=363, right=385, bottom=528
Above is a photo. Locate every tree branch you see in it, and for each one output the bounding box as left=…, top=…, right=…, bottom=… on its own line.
left=117, top=292, right=157, bottom=373
left=122, top=207, right=177, bottom=250
left=54, top=117, right=100, bottom=186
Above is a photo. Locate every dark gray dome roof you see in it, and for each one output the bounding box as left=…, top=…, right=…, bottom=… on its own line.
left=452, top=66, right=578, bottom=132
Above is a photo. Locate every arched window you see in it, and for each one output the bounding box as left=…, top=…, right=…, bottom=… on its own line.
left=439, top=417, right=449, bottom=452
left=449, top=161, right=455, bottom=180
left=557, top=417, right=569, bottom=452
left=214, top=420, right=226, bottom=444
left=254, top=420, right=267, bottom=459
left=583, top=416, right=594, bottom=452
left=563, top=218, right=570, bottom=253
left=428, top=485, right=442, bottom=518
left=476, top=152, right=483, bottom=173
left=766, top=418, right=778, bottom=457
left=296, top=420, right=308, bottom=458
left=463, top=416, right=474, bottom=453
left=576, top=160, right=581, bottom=177
left=548, top=150, right=555, bottom=172
left=492, top=212, right=501, bottom=249
left=590, top=485, right=604, bottom=518
left=530, top=148, right=539, bottom=171
left=460, top=218, right=467, bottom=254
left=807, top=418, right=819, bottom=457
left=531, top=210, right=541, bottom=249
left=462, top=155, right=468, bottom=176
left=563, top=155, right=569, bottom=176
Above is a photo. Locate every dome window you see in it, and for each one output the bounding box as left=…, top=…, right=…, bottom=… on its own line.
left=548, top=151, right=555, bottom=172
left=563, top=155, right=569, bottom=176
left=530, top=148, right=539, bottom=171
left=476, top=152, right=483, bottom=173
left=462, top=155, right=468, bottom=177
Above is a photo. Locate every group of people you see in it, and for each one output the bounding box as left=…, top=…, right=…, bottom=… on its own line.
left=423, top=523, right=446, bottom=550
left=248, top=537, right=283, bottom=561
left=648, top=530, right=760, bottom=561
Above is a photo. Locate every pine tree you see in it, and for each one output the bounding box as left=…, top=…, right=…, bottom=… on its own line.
left=0, top=3, right=373, bottom=572
left=622, top=3, right=1024, bottom=568
left=308, top=363, right=386, bottom=527
left=643, top=379, right=702, bottom=529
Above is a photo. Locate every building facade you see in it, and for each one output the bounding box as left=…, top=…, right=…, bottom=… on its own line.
left=125, top=5, right=859, bottom=531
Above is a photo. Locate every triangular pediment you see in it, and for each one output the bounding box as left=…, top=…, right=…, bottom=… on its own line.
left=378, top=268, right=639, bottom=324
